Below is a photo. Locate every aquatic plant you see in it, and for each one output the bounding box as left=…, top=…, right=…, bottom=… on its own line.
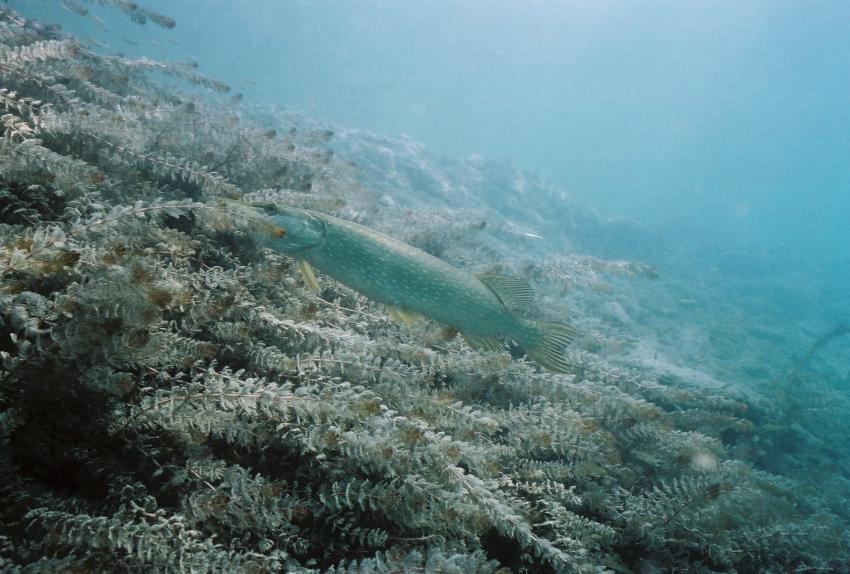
left=0, top=4, right=848, bottom=573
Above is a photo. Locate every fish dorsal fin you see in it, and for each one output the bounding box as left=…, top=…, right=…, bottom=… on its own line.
left=476, top=272, right=534, bottom=309
left=299, top=259, right=321, bottom=294
left=386, top=305, right=424, bottom=326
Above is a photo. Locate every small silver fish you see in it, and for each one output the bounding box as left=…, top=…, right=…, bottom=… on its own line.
left=248, top=204, right=575, bottom=373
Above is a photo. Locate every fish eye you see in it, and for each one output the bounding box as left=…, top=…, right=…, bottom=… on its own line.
left=263, top=203, right=278, bottom=215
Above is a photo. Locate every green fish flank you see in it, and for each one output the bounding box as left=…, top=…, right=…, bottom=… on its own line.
left=250, top=205, right=576, bottom=373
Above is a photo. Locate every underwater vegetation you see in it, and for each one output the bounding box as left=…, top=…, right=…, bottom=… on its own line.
left=0, top=3, right=848, bottom=573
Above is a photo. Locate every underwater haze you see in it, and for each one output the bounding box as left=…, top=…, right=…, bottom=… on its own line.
left=1, top=1, right=849, bottom=572
left=33, top=0, right=850, bottom=320
left=132, top=3, right=850, bottom=244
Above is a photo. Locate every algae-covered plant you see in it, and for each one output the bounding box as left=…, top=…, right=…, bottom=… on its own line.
left=1, top=4, right=848, bottom=573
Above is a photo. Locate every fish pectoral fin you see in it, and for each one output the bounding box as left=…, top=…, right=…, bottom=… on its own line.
left=476, top=272, right=535, bottom=309
left=462, top=333, right=505, bottom=353
left=298, top=259, right=321, bottom=294
left=386, top=305, right=424, bottom=326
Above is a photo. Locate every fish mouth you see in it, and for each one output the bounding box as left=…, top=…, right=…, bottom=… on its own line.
left=247, top=202, right=288, bottom=237
left=212, top=199, right=287, bottom=238
left=246, top=202, right=325, bottom=252
left=256, top=214, right=287, bottom=238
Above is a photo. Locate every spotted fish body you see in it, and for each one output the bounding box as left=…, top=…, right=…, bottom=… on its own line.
left=313, top=213, right=533, bottom=338
left=252, top=206, right=575, bottom=373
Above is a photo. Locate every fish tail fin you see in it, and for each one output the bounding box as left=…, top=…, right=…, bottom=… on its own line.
left=524, top=320, right=577, bottom=374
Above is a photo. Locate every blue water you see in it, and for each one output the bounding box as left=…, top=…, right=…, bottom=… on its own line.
left=39, top=0, right=850, bottom=299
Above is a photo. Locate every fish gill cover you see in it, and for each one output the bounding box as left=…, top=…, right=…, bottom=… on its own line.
left=0, top=2, right=848, bottom=573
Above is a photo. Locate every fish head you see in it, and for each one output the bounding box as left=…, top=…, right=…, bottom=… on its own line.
left=252, top=204, right=326, bottom=253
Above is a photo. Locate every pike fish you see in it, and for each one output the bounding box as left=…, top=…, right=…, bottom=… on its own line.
left=243, top=203, right=575, bottom=373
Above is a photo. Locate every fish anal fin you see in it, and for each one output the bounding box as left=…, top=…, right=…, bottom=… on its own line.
left=386, top=305, right=423, bottom=326
left=525, top=320, right=577, bottom=374
left=299, top=259, right=321, bottom=294
left=477, top=272, right=534, bottom=309
left=463, top=333, right=505, bottom=353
